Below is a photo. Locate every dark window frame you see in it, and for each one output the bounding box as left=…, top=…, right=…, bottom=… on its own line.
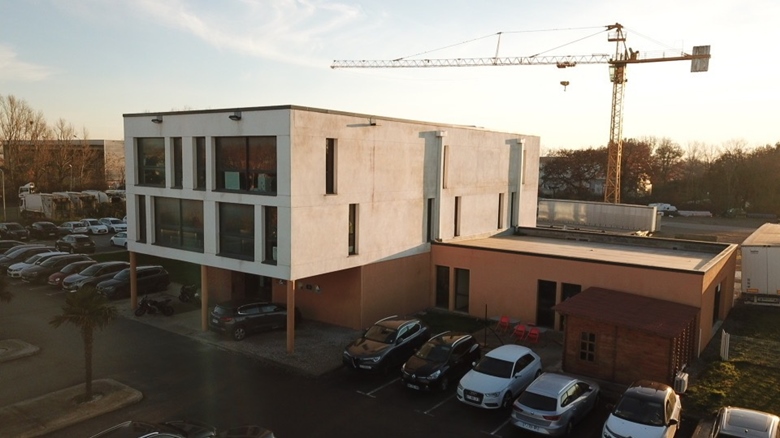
left=136, top=138, right=165, bottom=187
left=348, top=203, right=358, bottom=255
left=153, top=197, right=204, bottom=252
left=215, top=136, right=277, bottom=195
left=263, top=206, right=277, bottom=264
left=326, top=138, right=336, bottom=194
left=172, top=137, right=183, bottom=189
left=579, top=332, right=596, bottom=362
left=195, top=137, right=206, bottom=190
left=218, top=202, right=255, bottom=261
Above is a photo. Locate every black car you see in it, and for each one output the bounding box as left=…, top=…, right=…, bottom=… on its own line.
left=0, top=246, right=54, bottom=272
left=96, top=265, right=171, bottom=299
left=0, top=240, right=25, bottom=253
left=0, top=222, right=30, bottom=241
left=343, top=315, right=431, bottom=373
left=20, top=254, right=93, bottom=284
left=27, top=221, right=58, bottom=240
left=88, top=419, right=276, bottom=438
left=61, top=261, right=130, bottom=291
left=401, top=331, right=481, bottom=391
left=55, top=234, right=96, bottom=254
left=209, top=299, right=302, bottom=341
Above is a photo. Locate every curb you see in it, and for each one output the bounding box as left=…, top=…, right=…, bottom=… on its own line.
left=0, top=339, right=40, bottom=363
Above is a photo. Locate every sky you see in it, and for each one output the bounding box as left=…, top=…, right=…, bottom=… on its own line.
left=1, top=0, right=777, bottom=153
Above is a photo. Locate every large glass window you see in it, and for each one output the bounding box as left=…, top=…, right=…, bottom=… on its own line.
left=137, top=138, right=165, bottom=186
left=215, top=136, right=276, bottom=194
left=154, top=197, right=203, bottom=252
left=195, top=137, right=206, bottom=190
left=264, top=206, right=277, bottom=264
left=219, top=203, right=254, bottom=260
left=172, top=137, right=182, bottom=189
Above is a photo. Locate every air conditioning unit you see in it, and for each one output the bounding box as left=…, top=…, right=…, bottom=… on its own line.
left=674, top=371, right=689, bottom=393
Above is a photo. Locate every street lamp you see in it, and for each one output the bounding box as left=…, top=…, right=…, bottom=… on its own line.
left=68, top=164, right=73, bottom=191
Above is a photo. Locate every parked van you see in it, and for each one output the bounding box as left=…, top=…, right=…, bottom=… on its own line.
left=648, top=203, right=677, bottom=216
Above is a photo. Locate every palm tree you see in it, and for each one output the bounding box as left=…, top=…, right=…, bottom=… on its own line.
left=50, top=287, right=117, bottom=402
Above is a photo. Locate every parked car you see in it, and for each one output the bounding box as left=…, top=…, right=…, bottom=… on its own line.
left=110, top=231, right=128, bottom=248
left=0, top=222, right=30, bottom=241
left=0, top=240, right=25, bottom=253
left=710, top=406, right=780, bottom=438
left=47, top=259, right=97, bottom=288
left=55, top=234, right=96, bottom=254
left=58, top=221, right=89, bottom=235
left=401, top=331, right=481, bottom=391
left=96, top=265, right=171, bottom=299
left=80, top=218, right=109, bottom=235
left=0, top=246, right=54, bottom=272
left=342, top=315, right=431, bottom=373
left=88, top=419, right=275, bottom=438
left=457, top=344, right=542, bottom=409
left=98, top=217, right=127, bottom=233
left=7, top=251, right=68, bottom=277
left=209, top=299, right=302, bottom=341
left=602, top=380, right=681, bottom=438
left=27, top=221, right=59, bottom=239
left=61, top=261, right=130, bottom=292
left=511, top=372, right=600, bottom=436
left=21, top=254, right=93, bottom=284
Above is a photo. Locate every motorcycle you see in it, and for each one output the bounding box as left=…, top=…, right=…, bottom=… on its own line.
left=134, top=295, right=175, bottom=317
left=178, top=284, right=202, bottom=307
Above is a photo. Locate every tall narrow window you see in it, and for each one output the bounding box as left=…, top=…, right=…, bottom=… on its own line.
left=442, top=145, right=449, bottom=189
left=454, top=196, right=461, bottom=237
left=264, top=206, right=278, bottom=264
left=426, top=198, right=434, bottom=242
left=136, top=138, right=165, bottom=187
left=195, top=137, right=206, bottom=190
left=455, top=268, right=469, bottom=312
left=435, top=265, right=450, bottom=308
left=137, top=195, right=147, bottom=243
left=172, top=137, right=183, bottom=189
left=498, top=193, right=505, bottom=229
left=348, top=203, right=358, bottom=255
left=326, top=138, right=336, bottom=194
left=219, top=203, right=254, bottom=260
left=510, top=191, right=517, bottom=227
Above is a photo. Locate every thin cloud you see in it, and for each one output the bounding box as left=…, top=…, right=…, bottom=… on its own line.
left=0, top=44, right=54, bottom=81
left=134, top=0, right=365, bottom=67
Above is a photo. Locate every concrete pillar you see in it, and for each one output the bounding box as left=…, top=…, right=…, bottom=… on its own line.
left=200, top=265, right=209, bottom=332
left=286, top=280, right=295, bottom=353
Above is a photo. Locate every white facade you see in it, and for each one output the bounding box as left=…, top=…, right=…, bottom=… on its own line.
left=123, top=105, right=540, bottom=285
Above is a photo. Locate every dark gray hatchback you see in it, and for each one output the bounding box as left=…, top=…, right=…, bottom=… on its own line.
left=209, top=299, right=301, bottom=341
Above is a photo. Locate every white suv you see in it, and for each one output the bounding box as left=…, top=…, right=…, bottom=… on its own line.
left=98, top=217, right=127, bottom=233
left=80, top=218, right=109, bottom=235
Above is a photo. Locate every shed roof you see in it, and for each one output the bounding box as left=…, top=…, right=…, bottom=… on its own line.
left=553, top=287, right=699, bottom=338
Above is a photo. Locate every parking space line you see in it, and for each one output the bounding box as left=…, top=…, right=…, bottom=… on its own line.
left=356, top=377, right=400, bottom=398
left=486, top=418, right=510, bottom=436
left=418, top=393, right=456, bottom=416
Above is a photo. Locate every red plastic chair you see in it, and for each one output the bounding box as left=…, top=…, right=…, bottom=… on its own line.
left=495, top=315, right=511, bottom=334
left=510, top=324, right=527, bottom=342
left=526, top=327, right=541, bottom=344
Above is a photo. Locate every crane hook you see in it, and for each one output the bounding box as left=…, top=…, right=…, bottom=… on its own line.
left=560, top=80, right=570, bottom=91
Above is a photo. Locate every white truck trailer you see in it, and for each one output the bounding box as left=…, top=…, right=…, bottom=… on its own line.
left=19, top=192, right=72, bottom=221
left=741, top=223, right=780, bottom=305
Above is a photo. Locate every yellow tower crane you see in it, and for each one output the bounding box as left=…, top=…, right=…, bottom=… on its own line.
left=331, top=23, right=711, bottom=204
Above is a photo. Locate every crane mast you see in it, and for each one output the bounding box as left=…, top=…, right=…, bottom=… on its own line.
left=332, top=23, right=710, bottom=204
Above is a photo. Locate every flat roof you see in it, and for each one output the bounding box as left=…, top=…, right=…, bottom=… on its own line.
left=440, top=227, right=735, bottom=273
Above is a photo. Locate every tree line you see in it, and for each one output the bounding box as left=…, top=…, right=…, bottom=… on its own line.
left=540, top=137, right=780, bottom=216
left=0, top=94, right=115, bottom=201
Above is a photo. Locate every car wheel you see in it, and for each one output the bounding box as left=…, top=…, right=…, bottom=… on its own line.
left=232, top=326, right=247, bottom=341
left=439, top=376, right=450, bottom=391
left=501, top=391, right=513, bottom=409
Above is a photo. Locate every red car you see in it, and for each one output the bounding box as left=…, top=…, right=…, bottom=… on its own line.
left=47, top=260, right=97, bottom=288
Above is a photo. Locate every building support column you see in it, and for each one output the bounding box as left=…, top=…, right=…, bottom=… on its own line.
left=200, top=265, right=209, bottom=332
left=286, top=280, right=295, bottom=354
left=129, top=251, right=138, bottom=310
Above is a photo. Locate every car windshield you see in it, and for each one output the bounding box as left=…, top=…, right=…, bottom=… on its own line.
left=612, top=393, right=665, bottom=426
left=517, top=391, right=558, bottom=411
left=63, top=262, right=90, bottom=274
left=6, top=223, right=23, bottom=231
left=364, top=324, right=398, bottom=344
left=415, top=343, right=451, bottom=362
left=39, top=223, right=56, bottom=229
left=74, top=237, right=92, bottom=243
left=24, top=254, right=45, bottom=264
left=40, top=257, right=64, bottom=267
left=473, top=356, right=514, bottom=378
left=79, top=264, right=104, bottom=276
left=113, top=269, right=131, bottom=280
left=110, top=219, right=122, bottom=224
left=85, top=220, right=99, bottom=226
